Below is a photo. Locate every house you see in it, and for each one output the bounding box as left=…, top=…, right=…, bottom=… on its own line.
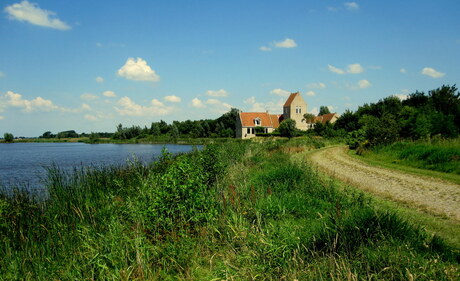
left=283, top=92, right=308, bottom=131
left=314, top=113, right=339, bottom=124
left=236, top=111, right=282, bottom=139
left=236, top=91, right=338, bottom=139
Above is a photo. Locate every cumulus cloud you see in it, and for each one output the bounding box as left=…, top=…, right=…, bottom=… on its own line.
left=244, top=96, right=256, bottom=104
left=307, top=82, right=326, bottom=89
left=0, top=116, right=4, bottom=120
left=103, top=90, right=116, bottom=98
left=4, top=1, right=71, bottom=30
left=306, top=91, right=316, bottom=96
left=310, top=107, right=319, bottom=115
left=191, top=98, right=205, bottom=108
left=260, top=38, right=297, bottom=51
left=205, top=99, right=233, bottom=113
left=244, top=96, right=284, bottom=113
left=259, top=46, right=271, bottom=52
left=4, top=91, right=58, bottom=112
left=328, top=64, right=346, bottom=74
left=84, top=112, right=113, bottom=122
left=394, top=94, right=408, bottom=101
left=270, top=88, right=291, bottom=97
left=80, top=93, right=99, bottom=100
left=274, top=38, right=297, bottom=48
left=164, top=95, right=181, bottom=103
left=328, top=63, right=364, bottom=74
left=421, top=67, right=445, bottom=78
left=114, top=96, right=173, bottom=116
left=117, top=57, right=160, bottom=82
left=358, top=79, right=371, bottom=88
left=344, top=2, right=359, bottom=10
left=95, top=76, right=104, bottom=83
left=0, top=72, right=5, bottom=78
left=347, top=63, right=364, bottom=74
left=400, top=68, right=407, bottom=74
left=206, top=89, right=228, bottom=97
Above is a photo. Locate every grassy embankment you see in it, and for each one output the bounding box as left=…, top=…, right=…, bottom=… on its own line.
left=1, top=138, right=459, bottom=280
left=351, top=138, right=460, bottom=184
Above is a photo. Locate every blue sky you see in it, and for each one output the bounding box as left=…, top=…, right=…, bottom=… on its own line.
left=0, top=0, right=459, bottom=137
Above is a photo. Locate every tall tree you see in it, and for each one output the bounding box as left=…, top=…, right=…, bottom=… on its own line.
left=318, top=106, right=331, bottom=116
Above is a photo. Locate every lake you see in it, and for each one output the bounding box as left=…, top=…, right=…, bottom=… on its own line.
left=0, top=142, right=198, bottom=194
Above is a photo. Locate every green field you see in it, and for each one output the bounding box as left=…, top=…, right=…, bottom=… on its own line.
left=1, top=138, right=458, bottom=280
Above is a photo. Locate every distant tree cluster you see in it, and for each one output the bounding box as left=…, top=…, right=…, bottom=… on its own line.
left=112, top=108, right=239, bottom=140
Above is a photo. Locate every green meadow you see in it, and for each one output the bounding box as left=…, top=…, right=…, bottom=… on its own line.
left=1, top=139, right=458, bottom=280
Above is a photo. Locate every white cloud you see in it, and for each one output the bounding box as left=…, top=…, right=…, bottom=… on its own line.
left=307, top=82, right=326, bottom=89
left=114, top=96, right=173, bottom=116
left=95, top=76, right=104, bottom=83
left=0, top=116, right=4, bottom=120
left=327, top=6, right=338, bottom=12
left=421, top=67, right=445, bottom=78
left=0, top=72, right=5, bottom=78
left=4, top=91, right=58, bottom=112
left=117, top=57, right=160, bottom=82
left=358, top=79, right=371, bottom=88
left=102, top=90, right=116, bottom=98
left=394, top=94, right=408, bottom=101
left=84, top=114, right=98, bottom=121
left=400, top=68, right=407, bottom=74
left=270, top=88, right=291, bottom=97
left=306, top=91, right=316, bottom=96
left=310, top=107, right=319, bottom=115
left=244, top=96, right=256, bottom=104
left=4, top=1, right=71, bottom=30
left=206, top=89, right=228, bottom=97
left=274, top=38, right=297, bottom=48
left=344, top=2, right=360, bottom=10
left=347, top=63, right=364, bottom=74
left=190, top=97, right=232, bottom=113
left=244, top=96, right=284, bottom=113
left=328, top=63, right=364, bottom=74
left=84, top=112, right=112, bottom=122
left=327, top=106, right=335, bottom=112
left=191, top=98, right=206, bottom=108
left=328, top=64, right=346, bottom=74
left=164, top=95, right=181, bottom=103
left=205, top=99, right=233, bottom=113
left=259, top=46, right=271, bottom=52
left=80, top=93, right=99, bottom=100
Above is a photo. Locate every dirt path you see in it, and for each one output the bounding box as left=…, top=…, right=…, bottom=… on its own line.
left=307, top=146, right=460, bottom=221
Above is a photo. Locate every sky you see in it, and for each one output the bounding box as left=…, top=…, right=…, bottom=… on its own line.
left=0, top=0, right=459, bottom=137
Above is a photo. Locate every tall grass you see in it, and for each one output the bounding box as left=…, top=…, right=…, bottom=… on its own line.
left=0, top=138, right=458, bottom=280
left=365, top=138, right=460, bottom=174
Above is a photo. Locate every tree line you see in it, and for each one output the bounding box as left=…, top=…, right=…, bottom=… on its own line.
left=312, top=85, right=459, bottom=148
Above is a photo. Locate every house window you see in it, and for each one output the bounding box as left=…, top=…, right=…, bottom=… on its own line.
left=247, top=128, right=250, bottom=134
left=296, top=106, right=302, bottom=114
left=254, top=118, right=261, bottom=126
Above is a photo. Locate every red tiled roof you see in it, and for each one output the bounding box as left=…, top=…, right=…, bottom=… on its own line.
left=270, top=114, right=282, bottom=129
left=314, top=113, right=337, bottom=124
left=283, top=92, right=299, bottom=107
left=240, top=112, right=273, bottom=127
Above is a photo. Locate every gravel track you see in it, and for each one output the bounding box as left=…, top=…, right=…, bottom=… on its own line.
left=308, top=146, right=460, bottom=221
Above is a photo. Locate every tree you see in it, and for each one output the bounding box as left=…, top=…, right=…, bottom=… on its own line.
left=278, top=119, right=297, bottom=138
left=4, top=133, right=13, bottom=142
left=318, top=106, right=331, bottom=116
left=303, top=113, right=316, bottom=124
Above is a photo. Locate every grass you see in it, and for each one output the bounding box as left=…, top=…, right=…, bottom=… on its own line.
left=356, top=138, right=460, bottom=181
left=0, top=138, right=458, bottom=280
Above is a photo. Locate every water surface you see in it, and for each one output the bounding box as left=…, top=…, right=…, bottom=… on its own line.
left=0, top=142, right=197, bottom=193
